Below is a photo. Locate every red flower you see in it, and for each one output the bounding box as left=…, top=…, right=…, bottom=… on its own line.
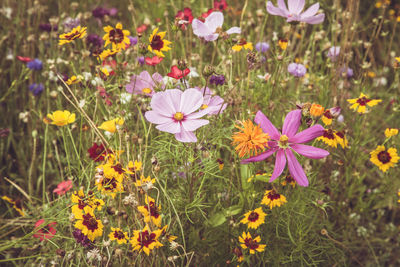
left=136, top=24, right=148, bottom=33
left=88, top=142, right=110, bottom=162
left=175, top=8, right=193, bottom=30
left=33, top=219, right=57, bottom=241
left=145, top=56, right=163, bottom=66
left=17, top=56, right=33, bottom=63
left=167, top=65, right=190, bottom=79
left=53, top=180, right=73, bottom=196
left=96, top=86, right=113, bottom=106
left=214, top=0, right=228, bottom=11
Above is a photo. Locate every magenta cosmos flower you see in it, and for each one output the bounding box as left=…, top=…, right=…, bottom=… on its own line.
left=33, top=219, right=57, bottom=241
left=145, top=89, right=209, bottom=142
left=267, top=0, right=325, bottom=24
left=195, top=87, right=227, bottom=115
left=242, top=110, right=329, bottom=187
left=192, top=11, right=241, bottom=41
left=126, top=71, right=164, bottom=97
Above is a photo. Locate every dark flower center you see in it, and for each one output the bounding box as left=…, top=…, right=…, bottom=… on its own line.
left=150, top=35, right=164, bottom=51
left=248, top=211, right=259, bottom=222
left=114, top=230, right=125, bottom=240
left=356, top=96, right=370, bottom=106
left=323, top=129, right=335, bottom=140
left=267, top=190, right=281, bottom=200
left=83, top=214, right=98, bottom=231
left=244, top=238, right=259, bottom=250
left=145, top=202, right=160, bottom=218
left=102, top=177, right=118, bottom=191
left=377, top=151, right=391, bottom=164
left=335, top=131, right=345, bottom=139
left=323, top=110, right=333, bottom=119
left=112, top=163, right=125, bottom=174
left=138, top=230, right=156, bottom=248
left=109, top=29, right=124, bottom=44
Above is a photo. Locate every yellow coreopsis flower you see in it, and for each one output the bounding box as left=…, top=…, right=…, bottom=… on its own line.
left=130, top=225, right=163, bottom=255
left=98, top=48, right=120, bottom=61
left=239, top=232, right=266, bottom=254
left=347, top=93, right=382, bottom=114
left=2, top=196, right=24, bottom=216
left=370, top=145, right=399, bottom=172
left=43, top=110, right=76, bottom=126
left=261, top=190, right=287, bottom=209
left=66, top=75, right=80, bottom=85
left=74, top=206, right=104, bottom=241
left=109, top=227, right=129, bottom=244
left=137, top=195, right=162, bottom=228
left=232, top=39, right=253, bottom=52
left=240, top=207, right=266, bottom=229
left=148, top=28, right=172, bottom=58
left=385, top=128, right=399, bottom=138
left=59, top=26, right=87, bottom=45
left=103, top=23, right=130, bottom=51
left=98, top=118, right=124, bottom=133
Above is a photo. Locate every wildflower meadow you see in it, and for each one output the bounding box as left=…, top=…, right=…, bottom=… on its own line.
left=1, top=0, right=400, bottom=266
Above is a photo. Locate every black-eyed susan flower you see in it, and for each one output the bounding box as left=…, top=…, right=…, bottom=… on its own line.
left=261, top=189, right=287, bottom=209
left=239, top=232, right=266, bottom=254
left=103, top=23, right=130, bottom=51
left=335, top=131, right=348, bottom=149
left=147, top=28, right=172, bottom=58
left=137, top=195, right=162, bottom=228
left=74, top=206, right=104, bottom=241
left=385, top=128, right=399, bottom=138
left=130, top=225, right=163, bottom=255
left=232, top=120, right=270, bottom=158
left=98, top=118, right=124, bottom=134
left=109, top=227, right=128, bottom=244
left=2, top=196, right=24, bottom=216
left=232, top=38, right=253, bottom=52
left=347, top=93, right=382, bottom=114
left=59, top=26, right=87, bottom=45
left=317, top=129, right=337, bottom=148
left=281, top=174, right=296, bottom=187
left=370, top=145, right=399, bottom=172
left=43, top=110, right=76, bottom=126
left=240, top=207, right=266, bottom=229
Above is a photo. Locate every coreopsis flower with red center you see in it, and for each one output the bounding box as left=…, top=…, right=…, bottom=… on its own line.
left=232, top=120, right=270, bottom=158
left=347, top=93, right=382, bottom=114
left=147, top=28, right=172, bottom=58
left=130, top=225, right=163, bottom=255
left=281, top=174, right=296, bottom=187
left=43, top=110, right=76, bottom=126
left=278, top=39, right=288, bottom=50
left=240, top=207, right=266, bottom=229
left=175, top=8, right=193, bottom=30
left=53, top=180, right=73, bottom=196
left=385, top=128, right=399, bottom=138
left=321, top=107, right=341, bottom=125
left=317, top=129, right=337, bottom=148
left=2, top=196, right=24, bottom=216
left=370, top=146, right=399, bottom=172
left=145, top=56, right=163, bottom=66
left=160, top=225, right=178, bottom=242
left=103, top=23, right=130, bottom=51
left=33, top=219, right=57, bottom=241
left=232, top=38, right=253, bottom=52
left=88, top=143, right=111, bottom=162
left=261, top=189, right=287, bottom=209
left=239, top=232, right=266, bottom=254
left=71, top=189, right=103, bottom=218
left=59, top=25, right=87, bottom=45
left=98, top=48, right=120, bottom=61
left=127, top=160, right=142, bottom=181
left=109, top=227, right=128, bottom=244
left=137, top=196, right=162, bottom=228
left=74, top=206, right=104, bottom=241
left=167, top=65, right=190, bottom=80
left=95, top=163, right=125, bottom=198
left=214, top=0, right=228, bottom=11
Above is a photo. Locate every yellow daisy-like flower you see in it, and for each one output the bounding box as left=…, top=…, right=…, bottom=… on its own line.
left=74, top=206, right=104, bottom=241
left=232, top=120, right=270, bottom=158
left=240, top=207, right=266, bottom=229
left=103, top=23, right=130, bottom=51
left=66, top=75, right=80, bottom=85
left=134, top=175, right=156, bottom=187
left=347, top=93, right=382, bottom=114
left=278, top=39, right=288, bottom=50
left=59, top=26, right=87, bottom=46
left=370, top=145, right=400, bottom=172
left=137, top=196, right=162, bottom=228
left=109, top=227, right=128, bottom=244
left=321, top=110, right=333, bottom=126
left=71, top=189, right=103, bottom=218
left=2, top=196, right=24, bottom=216
left=98, top=118, right=124, bottom=133
left=43, top=110, right=76, bottom=126
left=160, top=225, right=178, bottom=242
left=385, top=128, right=399, bottom=138
left=127, top=160, right=142, bottom=181
left=239, top=232, right=266, bottom=254
left=317, top=129, right=337, bottom=148
left=95, top=164, right=125, bottom=198
left=261, top=190, right=287, bottom=209
left=232, top=39, right=253, bottom=52
left=89, top=198, right=105, bottom=211
left=147, top=28, right=172, bottom=58
left=98, top=48, right=120, bottom=61
left=335, top=131, right=348, bottom=149
left=130, top=225, right=163, bottom=255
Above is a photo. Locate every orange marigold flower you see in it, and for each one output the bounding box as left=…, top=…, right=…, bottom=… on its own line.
left=310, top=104, right=324, bottom=117
left=232, top=120, right=270, bottom=158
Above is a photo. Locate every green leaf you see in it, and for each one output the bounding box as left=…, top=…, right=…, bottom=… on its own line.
left=207, top=212, right=226, bottom=227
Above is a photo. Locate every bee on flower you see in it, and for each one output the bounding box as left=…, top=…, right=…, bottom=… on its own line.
left=347, top=93, right=382, bottom=114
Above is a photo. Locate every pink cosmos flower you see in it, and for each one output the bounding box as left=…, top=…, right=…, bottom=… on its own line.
left=192, top=11, right=241, bottom=41
left=126, top=71, right=164, bottom=97
left=33, top=219, right=57, bottom=241
left=267, top=0, right=325, bottom=24
left=145, top=89, right=209, bottom=142
left=242, top=110, right=329, bottom=187
left=53, top=180, right=73, bottom=196
left=195, top=87, right=227, bottom=115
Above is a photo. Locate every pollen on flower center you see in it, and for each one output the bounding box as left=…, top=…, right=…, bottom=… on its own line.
left=201, top=104, right=208, bottom=109
left=278, top=135, right=289, bottom=148
left=173, top=112, right=184, bottom=121
left=142, top=88, right=152, bottom=94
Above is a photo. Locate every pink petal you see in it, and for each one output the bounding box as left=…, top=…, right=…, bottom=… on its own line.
left=204, top=33, right=220, bottom=41
left=269, top=149, right=287, bottom=182
left=288, top=0, right=305, bottom=14
left=301, top=13, right=325, bottom=24
left=165, top=89, right=183, bottom=112
left=150, top=91, right=176, bottom=115
left=192, top=19, right=213, bottom=36
left=289, top=124, right=324, bottom=144
left=204, top=12, right=223, bottom=33
left=277, top=0, right=290, bottom=15
left=179, top=89, right=203, bottom=114
left=254, top=110, right=280, bottom=140
left=181, top=119, right=209, bottom=132
left=156, top=121, right=181, bottom=134
left=152, top=73, right=165, bottom=89
left=282, top=109, right=302, bottom=137
left=267, top=1, right=287, bottom=17
left=300, top=2, right=319, bottom=18
left=241, top=147, right=278, bottom=164
left=290, top=144, right=329, bottom=159
left=186, top=109, right=209, bottom=119
left=175, top=131, right=197, bottom=142
left=226, top=27, right=241, bottom=35
left=286, top=149, right=309, bottom=187
left=145, top=110, right=173, bottom=124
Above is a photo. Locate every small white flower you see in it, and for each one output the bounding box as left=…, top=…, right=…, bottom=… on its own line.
left=188, top=67, right=199, bottom=78
left=79, top=99, right=86, bottom=108
left=86, top=248, right=101, bottom=262
left=0, top=7, right=12, bottom=19
left=82, top=72, right=92, bottom=81
left=120, top=93, right=132, bottom=104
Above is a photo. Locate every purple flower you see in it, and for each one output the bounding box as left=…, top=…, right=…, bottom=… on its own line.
left=63, top=17, right=80, bottom=30
left=145, top=89, right=209, bottom=142
left=209, top=74, right=225, bottom=86
left=255, top=42, right=270, bottom=53
left=137, top=56, right=145, bottom=65
left=288, top=63, right=306, bottom=77
left=86, top=34, right=104, bottom=48
left=267, top=0, right=325, bottom=24
left=195, top=87, right=227, bottom=115
left=339, top=67, right=353, bottom=78
left=29, top=83, right=44, bottom=96
left=128, top=36, right=138, bottom=46
left=72, top=229, right=92, bottom=247
left=126, top=71, right=164, bottom=96
left=27, top=59, right=43, bottom=71
left=39, top=23, right=58, bottom=32
left=327, top=46, right=340, bottom=61
left=242, top=110, right=329, bottom=187
left=108, top=8, right=118, bottom=16
left=92, top=7, right=109, bottom=18
left=192, top=12, right=241, bottom=41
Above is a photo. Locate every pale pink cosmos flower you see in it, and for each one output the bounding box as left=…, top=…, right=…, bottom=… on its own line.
left=145, top=89, right=209, bottom=142
left=126, top=71, right=164, bottom=97
left=267, top=0, right=325, bottom=24
left=53, top=180, right=73, bottom=196
left=195, top=87, right=227, bottom=115
left=192, top=11, right=241, bottom=41
left=242, top=109, right=329, bottom=187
